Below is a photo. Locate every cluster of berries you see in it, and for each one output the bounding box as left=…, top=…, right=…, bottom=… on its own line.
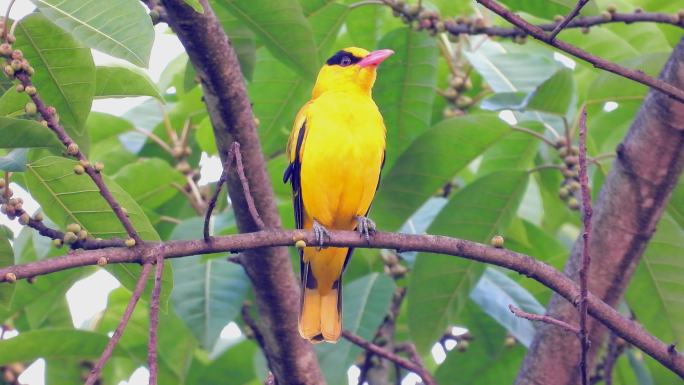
left=555, top=137, right=583, bottom=211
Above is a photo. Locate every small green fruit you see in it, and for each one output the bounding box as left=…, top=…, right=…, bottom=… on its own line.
left=295, top=240, right=306, bottom=249
left=25, top=85, right=36, bottom=95
left=24, top=102, right=37, bottom=114
left=66, top=223, right=82, bottom=233
left=94, top=162, right=104, bottom=172
left=52, top=238, right=63, bottom=248
left=568, top=197, right=580, bottom=210
left=63, top=231, right=78, bottom=244
left=15, top=84, right=24, bottom=92
left=125, top=238, right=136, bottom=247
left=73, top=164, right=85, bottom=175
left=67, top=143, right=79, bottom=156
left=18, top=213, right=30, bottom=225
left=78, top=229, right=88, bottom=240
left=490, top=235, right=505, bottom=248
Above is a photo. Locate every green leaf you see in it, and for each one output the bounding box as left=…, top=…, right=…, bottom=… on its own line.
left=627, top=213, right=684, bottom=353
left=212, top=1, right=257, bottom=80
left=309, top=2, right=350, bottom=58
left=14, top=13, right=95, bottom=136
left=526, top=68, right=575, bottom=116
left=29, top=0, right=154, bottom=66
left=0, top=232, right=14, bottom=308
left=220, top=0, right=319, bottom=77
left=113, top=158, right=185, bottom=210
left=316, top=273, right=396, bottom=385
left=25, top=156, right=158, bottom=240
left=435, top=302, right=525, bottom=384
left=87, top=112, right=134, bottom=144
left=477, top=122, right=543, bottom=175
left=480, top=92, right=528, bottom=111
left=169, top=217, right=250, bottom=350
left=470, top=267, right=544, bottom=348
left=464, top=41, right=559, bottom=93
left=248, top=50, right=312, bottom=157
left=195, top=340, right=258, bottom=384
left=374, top=27, right=438, bottom=170
left=408, top=171, right=529, bottom=353
left=0, top=329, right=126, bottom=364
left=373, top=114, right=511, bottom=231
left=0, top=149, right=28, bottom=171
left=184, top=0, right=204, bottom=13
left=45, top=358, right=85, bottom=385
left=195, top=117, right=217, bottom=155
left=94, top=66, right=162, bottom=100
left=0, top=87, right=30, bottom=117
left=0, top=117, right=62, bottom=149
left=345, top=4, right=381, bottom=49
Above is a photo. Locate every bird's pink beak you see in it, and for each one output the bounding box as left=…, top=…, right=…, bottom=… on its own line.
left=358, top=49, right=394, bottom=68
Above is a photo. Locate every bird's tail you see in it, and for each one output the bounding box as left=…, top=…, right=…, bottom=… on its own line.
left=298, top=247, right=349, bottom=343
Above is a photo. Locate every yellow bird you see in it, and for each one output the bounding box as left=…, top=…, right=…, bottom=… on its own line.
left=284, top=47, right=393, bottom=343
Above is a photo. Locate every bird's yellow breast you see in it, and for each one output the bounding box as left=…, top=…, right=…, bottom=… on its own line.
left=299, top=91, right=386, bottom=230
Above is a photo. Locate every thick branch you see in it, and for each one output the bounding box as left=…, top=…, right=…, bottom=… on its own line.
left=159, top=1, right=321, bottom=383
left=475, top=0, right=684, bottom=103
left=516, top=37, right=684, bottom=385
left=0, top=229, right=683, bottom=379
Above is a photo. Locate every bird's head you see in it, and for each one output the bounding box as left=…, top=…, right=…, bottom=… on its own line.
left=311, top=47, right=394, bottom=98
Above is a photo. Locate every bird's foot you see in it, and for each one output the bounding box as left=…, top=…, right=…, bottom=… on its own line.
left=312, top=220, right=331, bottom=250
left=355, top=216, right=376, bottom=242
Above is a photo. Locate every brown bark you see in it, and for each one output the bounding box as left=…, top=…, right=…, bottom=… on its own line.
left=516, top=37, right=684, bottom=385
left=160, top=1, right=324, bottom=384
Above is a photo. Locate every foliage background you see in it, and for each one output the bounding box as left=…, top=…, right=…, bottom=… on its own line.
left=0, top=0, right=682, bottom=384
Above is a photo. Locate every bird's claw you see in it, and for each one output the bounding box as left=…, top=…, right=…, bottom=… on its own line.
left=312, top=220, right=331, bottom=250
left=355, top=216, right=376, bottom=242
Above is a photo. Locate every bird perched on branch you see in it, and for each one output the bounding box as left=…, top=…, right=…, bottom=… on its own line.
left=284, top=47, right=393, bottom=343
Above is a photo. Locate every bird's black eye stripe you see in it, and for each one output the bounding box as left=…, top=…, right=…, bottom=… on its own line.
left=326, top=50, right=361, bottom=67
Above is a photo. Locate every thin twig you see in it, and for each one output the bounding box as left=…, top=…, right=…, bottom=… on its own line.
left=2, top=0, right=16, bottom=42
left=475, top=0, right=684, bottom=103
left=509, top=305, right=579, bottom=334
left=84, top=263, right=153, bottom=385
left=511, top=125, right=557, bottom=147
left=603, top=332, right=620, bottom=385
left=231, top=142, right=265, bottom=230
left=548, top=0, right=590, bottom=41
left=133, top=126, right=174, bottom=155
left=148, top=253, right=164, bottom=385
left=158, top=102, right=179, bottom=144
left=185, top=174, right=205, bottom=209
left=578, top=106, right=592, bottom=385
left=2, top=172, right=9, bottom=200
left=179, top=118, right=192, bottom=148
left=342, top=330, right=436, bottom=385
left=203, top=168, right=229, bottom=241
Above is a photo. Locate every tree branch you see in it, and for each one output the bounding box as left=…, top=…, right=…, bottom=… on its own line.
left=342, top=330, right=436, bottom=385
left=84, top=263, right=152, bottom=385
left=0, top=229, right=683, bottom=379
left=515, top=37, right=684, bottom=385
left=509, top=305, right=579, bottom=335
left=147, top=253, right=164, bottom=385
left=578, top=107, right=592, bottom=385
left=159, top=0, right=321, bottom=383
left=475, top=0, right=684, bottom=103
